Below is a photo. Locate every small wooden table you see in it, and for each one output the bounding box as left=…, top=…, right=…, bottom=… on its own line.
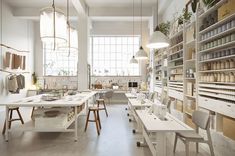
left=0, top=91, right=97, bottom=142
left=136, top=110, right=193, bottom=156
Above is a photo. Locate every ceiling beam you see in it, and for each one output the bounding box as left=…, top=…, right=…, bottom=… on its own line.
left=71, top=0, right=87, bottom=15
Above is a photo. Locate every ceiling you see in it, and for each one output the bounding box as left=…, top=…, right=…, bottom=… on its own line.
left=6, top=0, right=169, bottom=12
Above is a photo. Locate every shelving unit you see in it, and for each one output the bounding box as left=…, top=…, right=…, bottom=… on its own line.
left=183, top=16, right=197, bottom=130
left=168, top=27, right=184, bottom=102
left=196, top=0, right=235, bottom=142
left=154, top=48, right=168, bottom=99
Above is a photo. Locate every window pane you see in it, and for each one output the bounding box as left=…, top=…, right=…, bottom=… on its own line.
left=91, top=36, right=140, bottom=76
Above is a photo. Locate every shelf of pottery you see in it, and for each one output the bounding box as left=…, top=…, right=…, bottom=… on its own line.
left=197, top=0, right=235, bottom=141
left=183, top=18, right=197, bottom=128
left=168, top=29, right=184, bottom=101
left=154, top=49, right=168, bottom=96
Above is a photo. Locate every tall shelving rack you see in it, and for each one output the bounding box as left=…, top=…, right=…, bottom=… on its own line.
left=154, top=48, right=168, bottom=100
left=196, top=0, right=235, bottom=141
left=183, top=19, right=197, bottom=128
left=167, top=30, right=184, bottom=102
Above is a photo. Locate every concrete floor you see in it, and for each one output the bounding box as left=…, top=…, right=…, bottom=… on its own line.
left=0, top=105, right=210, bottom=156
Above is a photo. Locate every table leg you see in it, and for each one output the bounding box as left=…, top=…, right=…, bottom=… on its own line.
left=85, top=101, right=89, bottom=115
left=156, top=132, right=167, bottom=156
left=5, top=106, right=9, bottom=142
left=74, top=106, right=78, bottom=142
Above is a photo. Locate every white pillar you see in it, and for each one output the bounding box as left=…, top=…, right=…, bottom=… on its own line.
left=77, top=14, right=89, bottom=90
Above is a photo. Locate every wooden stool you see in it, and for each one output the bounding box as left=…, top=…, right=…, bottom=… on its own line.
left=84, top=107, right=101, bottom=135
left=2, top=107, right=24, bottom=134
left=96, top=99, right=108, bottom=117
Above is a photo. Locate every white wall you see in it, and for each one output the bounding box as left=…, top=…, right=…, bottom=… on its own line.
left=0, top=1, right=34, bottom=111
left=159, top=0, right=185, bottom=23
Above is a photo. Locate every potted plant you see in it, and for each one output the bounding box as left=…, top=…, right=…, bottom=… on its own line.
left=158, top=21, right=170, bottom=36
left=202, top=0, right=215, bottom=10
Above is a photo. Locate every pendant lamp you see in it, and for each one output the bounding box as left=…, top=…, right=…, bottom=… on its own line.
left=146, top=0, right=169, bottom=49
left=135, top=0, right=148, bottom=60
left=40, top=0, right=67, bottom=49
left=130, top=0, right=138, bottom=64
left=58, top=0, right=78, bottom=56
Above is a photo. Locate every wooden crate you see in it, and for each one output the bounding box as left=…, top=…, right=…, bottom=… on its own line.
left=223, top=116, right=235, bottom=140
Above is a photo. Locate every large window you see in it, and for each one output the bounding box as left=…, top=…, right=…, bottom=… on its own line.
left=90, top=36, right=140, bottom=76
left=43, top=43, right=78, bottom=76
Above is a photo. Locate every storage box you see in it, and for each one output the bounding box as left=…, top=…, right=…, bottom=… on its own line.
left=223, top=116, right=235, bottom=140
left=218, top=0, right=235, bottom=21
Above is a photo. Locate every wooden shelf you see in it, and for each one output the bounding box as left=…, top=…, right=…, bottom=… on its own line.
left=198, top=0, right=227, bottom=19
left=199, top=54, right=235, bottom=63
left=199, top=81, right=235, bottom=84
left=199, top=68, right=235, bottom=73
left=185, top=78, right=196, bottom=80
left=199, top=11, right=235, bottom=34
left=168, top=57, right=183, bottom=63
left=168, top=49, right=183, bottom=56
left=169, top=41, right=183, bottom=50
left=199, top=83, right=235, bottom=90
left=199, top=41, right=235, bottom=53
left=0, top=69, right=30, bottom=74
left=168, top=65, right=183, bottom=69
left=199, top=27, right=235, bottom=44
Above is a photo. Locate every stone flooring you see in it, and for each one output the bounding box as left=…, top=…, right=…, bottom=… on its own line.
left=0, top=105, right=210, bottom=156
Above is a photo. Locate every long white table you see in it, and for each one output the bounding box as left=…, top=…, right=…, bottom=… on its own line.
left=127, top=98, right=153, bottom=133
left=136, top=110, right=193, bottom=156
left=0, top=91, right=97, bottom=142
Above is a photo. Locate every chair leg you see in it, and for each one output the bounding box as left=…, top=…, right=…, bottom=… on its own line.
left=185, top=141, right=189, bottom=156
left=173, top=134, right=178, bottom=153
left=208, top=141, right=215, bottom=156
left=103, top=101, right=108, bottom=117
left=196, top=142, right=199, bottom=153
left=16, top=108, right=24, bottom=124
left=9, top=110, right=13, bottom=129
left=2, top=121, right=6, bottom=135
left=97, top=111, right=101, bottom=129
left=93, top=111, right=100, bottom=135
left=84, top=110, right=91, bottom=131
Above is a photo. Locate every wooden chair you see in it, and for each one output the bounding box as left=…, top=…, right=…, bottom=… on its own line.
left=2, top=107, right=24, bottom=134
left=173, top=110, right=215, bottom=156
left=84, top=107, right=101, bottom=135
left=96, top=99, right=108, bottom=117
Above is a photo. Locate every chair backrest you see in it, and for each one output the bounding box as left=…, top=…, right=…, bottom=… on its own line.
left=192, top=110, right=210, bottom=130
left=105, top=90, right=113, bottom=98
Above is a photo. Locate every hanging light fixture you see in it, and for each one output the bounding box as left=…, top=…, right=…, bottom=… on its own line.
left=135, top=0, right=148, bottom=60
left=40, top=0, right=67, bottom=49
left=58, top=0, right=78, bottom=56
left=130, top=0, right=138, bottom=64
left=146, top=0, right=170, bottom=49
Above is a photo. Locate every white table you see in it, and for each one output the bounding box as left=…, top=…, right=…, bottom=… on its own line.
left=0, top=91, right=97, bottom=142
left=127, top=98, right=153, bottom=133
left=136, top=110, right=193, bottom=156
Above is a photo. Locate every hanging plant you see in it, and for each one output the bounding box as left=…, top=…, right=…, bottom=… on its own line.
left=158, top=21, right=170, bottom=36
left=32, top=72, right=37, bottom=85
left=178, top=15, right=184, bottom=25
left=202, top=0, right=215, bottom=9
left=183, top=8, right=192, bottom=22
left=191, top=0, right=198, bottom=13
